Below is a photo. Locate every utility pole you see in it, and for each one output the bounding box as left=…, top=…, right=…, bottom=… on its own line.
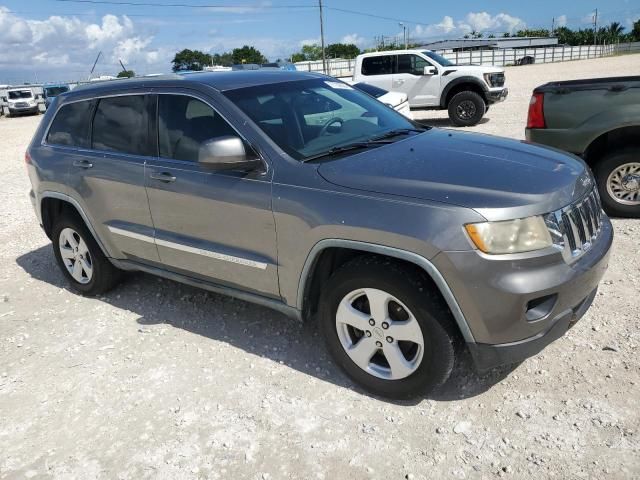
left=551, top=17, right=555, bottom=36
left=318, top=0, right=326, bottom=74
left=119, top=59, right=127, bottom=73
left=593, top=8, right=598, bottom=45
left=399, top=22, right=407, bottom=49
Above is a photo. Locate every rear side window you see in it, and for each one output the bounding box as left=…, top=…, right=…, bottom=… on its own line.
left=92, top=95, right=149, bottom=156
left=158, top=95, right=237, bottom=162
left=396, top=54, right=431, bottom=75
left=46, top=100, right=94, bottom=148
left=361, top=56, right=393, bottom=76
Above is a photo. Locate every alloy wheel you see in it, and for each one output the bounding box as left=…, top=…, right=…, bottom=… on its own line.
left=606, top=162, right=640, bottom=206
left=58, top=227, right=93, bottom=284
left=335, top=288, right=425, bottom=380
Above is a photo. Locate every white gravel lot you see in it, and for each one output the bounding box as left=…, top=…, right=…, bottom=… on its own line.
left=1, top=55, right=639, bottom=480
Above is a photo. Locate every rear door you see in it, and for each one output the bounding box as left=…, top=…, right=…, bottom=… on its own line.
left=359, top=55, right=394, bottom=91
left=62, top=93, right=160, bottom=262
left=144, top=91, right=279, bottom=297
left=393, top=54, right=440, bottom=107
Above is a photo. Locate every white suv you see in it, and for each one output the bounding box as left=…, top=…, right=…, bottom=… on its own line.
left=353, top=49, right=508, bottom=126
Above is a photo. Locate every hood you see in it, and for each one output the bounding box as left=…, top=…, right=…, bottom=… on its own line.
left=317, top=129, right=592, bottom=221
left=445, top=65, right=503, bottom=74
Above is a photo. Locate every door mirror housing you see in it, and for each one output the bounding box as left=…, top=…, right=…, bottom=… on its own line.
left=423, top=66, right=437, bottom=76
left=198, top=136, right=262, bottom=171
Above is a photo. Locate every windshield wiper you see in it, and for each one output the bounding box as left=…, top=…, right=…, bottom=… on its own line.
left=302, top=140, right=393, bottom=163
left=369, top=127, right=426, bottom=142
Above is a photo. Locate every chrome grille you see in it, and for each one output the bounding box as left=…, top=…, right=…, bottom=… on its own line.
left=547, top=188, right=603, bottom=262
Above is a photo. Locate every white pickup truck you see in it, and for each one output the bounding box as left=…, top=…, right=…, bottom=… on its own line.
left=352, top=49, right=508, bottom=126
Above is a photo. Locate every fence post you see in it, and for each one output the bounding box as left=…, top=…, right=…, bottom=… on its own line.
left=544, top=47, right=547, bottom=63
left=502, top=49, right=505, bottom=66
left=455, top=50, right=459, bottom=64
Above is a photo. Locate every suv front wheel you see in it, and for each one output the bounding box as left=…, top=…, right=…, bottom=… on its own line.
left=319, top=256, right=457, bottom=399
left=52, top=213, right=122, bottom=295
left=448, top=91, right=485, bottom=127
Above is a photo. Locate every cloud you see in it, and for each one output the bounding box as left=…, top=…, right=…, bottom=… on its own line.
left=299, top=37, right=320, bottom=46
left=340, top=33, right=367, bottom=47
left=411, top=12, right=526, bottom=40
left=556, top=15, right=567, bottom=27
left=205, top=1, right=272, bottom=14
left=0, top=8, right=169, bottom=82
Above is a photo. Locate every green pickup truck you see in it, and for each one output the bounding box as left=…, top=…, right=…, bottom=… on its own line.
left=526, top=76, right=639, bottom=218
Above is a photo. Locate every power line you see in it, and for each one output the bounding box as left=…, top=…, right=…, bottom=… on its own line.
left=52, top=0, right=315, bottom=8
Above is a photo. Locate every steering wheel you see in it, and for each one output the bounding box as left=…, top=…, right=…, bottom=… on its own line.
left=318, top=117, right=344, bottom=136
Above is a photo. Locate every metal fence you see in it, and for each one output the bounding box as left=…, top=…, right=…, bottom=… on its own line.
left=296, top=42, right=640, bottom=78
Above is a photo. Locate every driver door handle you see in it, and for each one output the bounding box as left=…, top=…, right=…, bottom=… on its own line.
left=72, top=159, right=93, bottom=169
left=150, top=171, right=177, bottom=183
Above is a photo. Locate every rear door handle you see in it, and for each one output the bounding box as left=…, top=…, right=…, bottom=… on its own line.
left=149, top=171, right=177, bottom=183
left=72, top=159, right=93, bottom=169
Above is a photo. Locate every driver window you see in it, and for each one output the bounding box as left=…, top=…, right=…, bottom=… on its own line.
left=396, top=54, right=432, bottom=76
left=158, top=95, right=236, bottom=162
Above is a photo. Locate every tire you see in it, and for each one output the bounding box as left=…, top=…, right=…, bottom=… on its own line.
left=447, top=91, right=485, bottom=127
left=52, top=212, right=122, bottom=295
left=318, top=256, right=458, bottom=399
left=593, top=148, right=640, bottom=218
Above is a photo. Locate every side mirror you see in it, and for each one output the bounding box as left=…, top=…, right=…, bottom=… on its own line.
left=198, top=136, right=262, bottom=171
left=423, top=66, right=437, bottom=76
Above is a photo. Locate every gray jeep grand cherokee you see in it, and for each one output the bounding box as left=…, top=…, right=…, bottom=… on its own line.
left=26, top=71, right=612, bottom=399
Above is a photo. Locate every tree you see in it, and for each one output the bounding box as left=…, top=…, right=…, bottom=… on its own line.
left=325, top=43, right=360, bottom=59
left=291, top=44, right=323, bottom=62
left=632, top=19, right=640, bottom=41
left=171, top=49, right=211, bottom=71
left=117, top=70, right=135, bottom=78
left=231, top=45, right=267, bottom=64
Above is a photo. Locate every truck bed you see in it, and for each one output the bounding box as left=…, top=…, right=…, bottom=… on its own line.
left=534, top=76, right=640, bottom=93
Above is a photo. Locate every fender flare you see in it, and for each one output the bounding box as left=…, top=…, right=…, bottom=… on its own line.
left=440, top=76, right=489, bottom=108
left=39, top=191, right=110, bottom=256
left=296, top=239, right=475, bottom=343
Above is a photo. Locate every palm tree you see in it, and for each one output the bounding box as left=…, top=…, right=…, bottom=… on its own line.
left=607, top=22, right=624, bottom=42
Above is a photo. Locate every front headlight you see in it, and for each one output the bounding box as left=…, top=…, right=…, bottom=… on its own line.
left=465, top=216, right=552, bottom=254
left=483, top=72, right=504, bottom=87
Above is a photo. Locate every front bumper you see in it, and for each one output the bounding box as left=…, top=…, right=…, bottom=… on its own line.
left=433, top=215, right=613, bottom=371
left=486, top=87, right=508, bottom=104
left=9, top=106, right=38, bottom=115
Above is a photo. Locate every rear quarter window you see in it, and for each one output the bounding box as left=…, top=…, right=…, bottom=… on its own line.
left=46, top=100, right=94, bottom=148
left=361, top=56, right=393, bottom=76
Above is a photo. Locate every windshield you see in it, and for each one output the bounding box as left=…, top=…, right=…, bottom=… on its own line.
left=8, top=90, right=33, bottom=100
left=423, top=51, right=455, bottom=67
left=45, top=86, right=69, bottom=97
left=224, top=78, right=415, bottom=160
left=352, top=82, right=387, bottom=98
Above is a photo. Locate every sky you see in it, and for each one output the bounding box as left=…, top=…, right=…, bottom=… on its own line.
left=0, top=0, right=639, bottom=84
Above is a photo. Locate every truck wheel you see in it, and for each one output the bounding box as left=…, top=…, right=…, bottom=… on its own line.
left=448, top=91, right=485, bottom=127
left=52, top=213, right=122, bottom=295
left=318, top=256, right=457, bottom=399
left=593, top=148, right=640, bottom=218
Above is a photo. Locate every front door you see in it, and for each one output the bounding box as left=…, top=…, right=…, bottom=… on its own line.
left=393, top=54, right=441, bottom=107
left=144, top=92, right=279, bottom=298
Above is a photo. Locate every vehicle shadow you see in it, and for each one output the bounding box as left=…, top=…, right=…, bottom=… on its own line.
left=16, top=245, right=518, bottom=405
left=415, top=117, right=491, bottom=128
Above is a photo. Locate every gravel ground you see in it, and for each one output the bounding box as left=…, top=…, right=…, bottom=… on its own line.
left=1, top=55, right=639, bottom=480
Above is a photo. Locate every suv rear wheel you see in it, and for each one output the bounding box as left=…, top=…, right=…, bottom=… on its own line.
left=448, top=91, right=485, bottom=127
left=318, top=256, right=457, bottom=399
left=52, top=213, right=122, bottom=295
left=593, top=148, right=640, bottom=218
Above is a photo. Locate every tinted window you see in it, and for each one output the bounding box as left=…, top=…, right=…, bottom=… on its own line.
left=92, top=95, right=149, bottom=156
left=353, top=82, right=387, bottom=98
left=396, top=54, right=431, bottom=75
left=158, top=95, right=237, bottom=162
left=361, top=55, right=393, bottom=76
left=47, top=100, right=94, bottom=148
left=225, top=78, right=415, bottom=161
